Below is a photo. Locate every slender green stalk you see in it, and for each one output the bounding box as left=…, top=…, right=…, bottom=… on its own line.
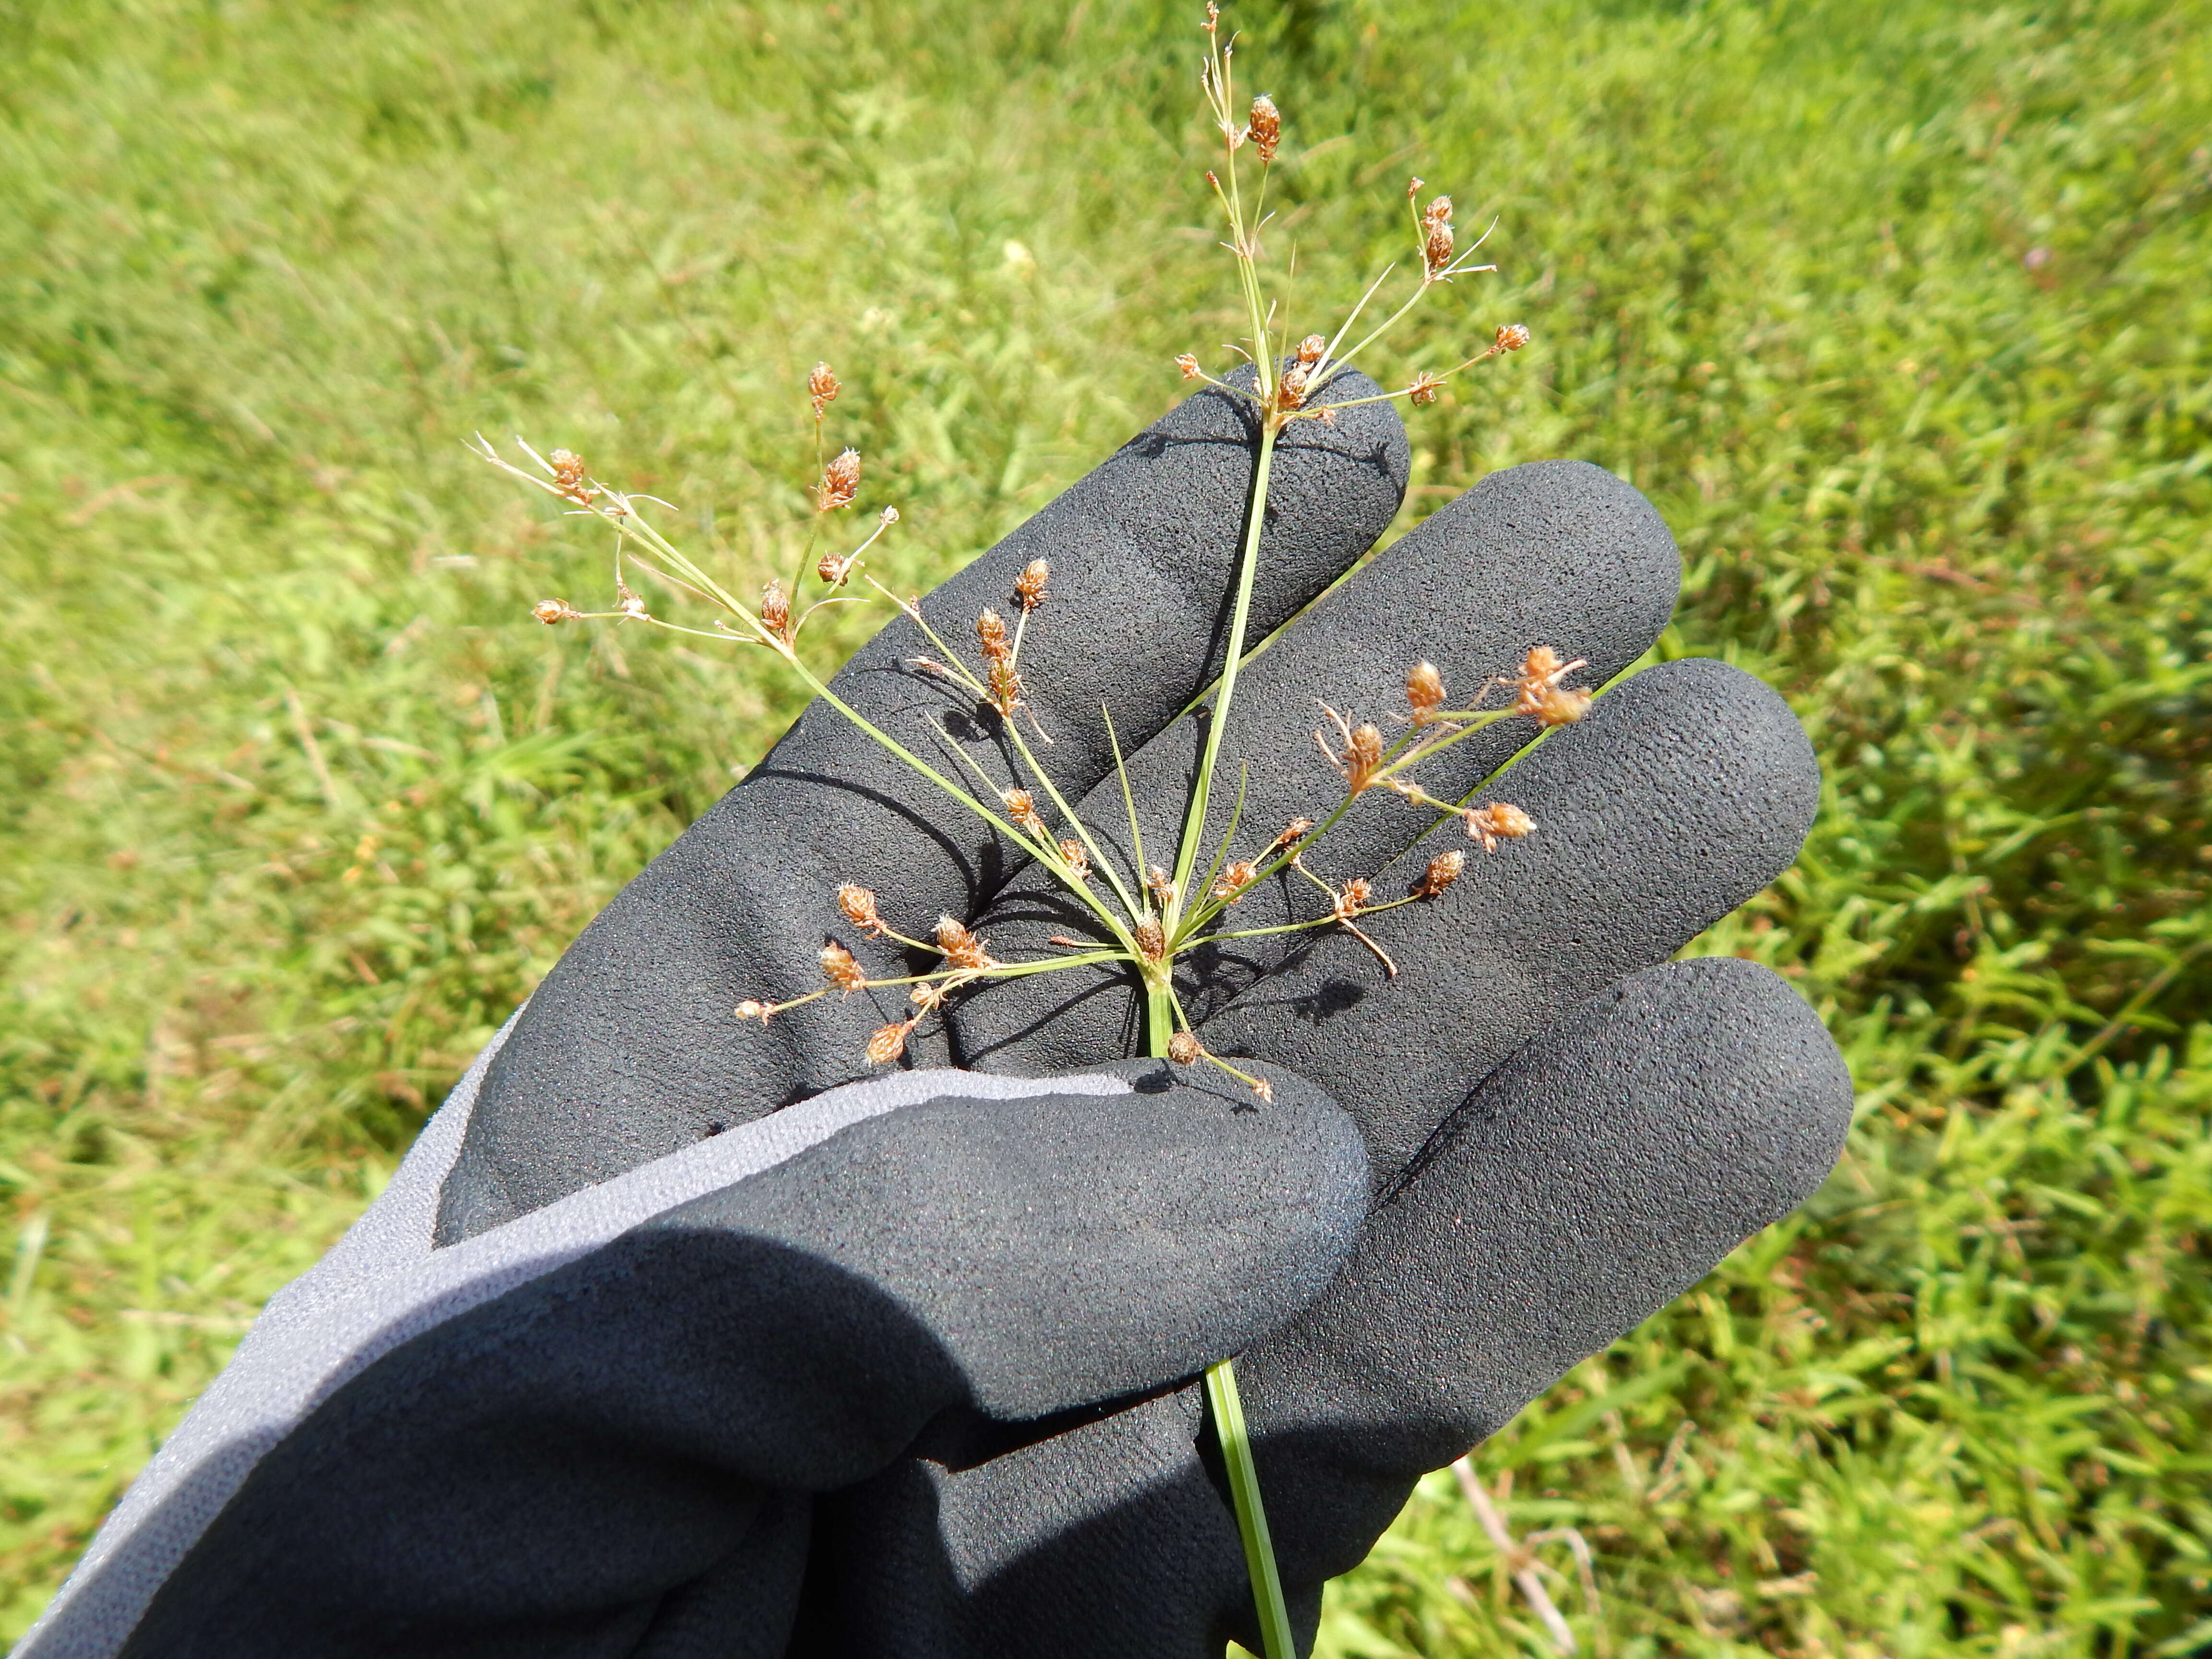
left=1206, top=1356, right=1296, bottom=1659
left=1171, top=423, right=1278, bottom=905
left=1144, top=984, right=1295, bottom=1659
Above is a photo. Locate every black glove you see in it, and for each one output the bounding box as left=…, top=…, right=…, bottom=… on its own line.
left=785, top=401, right=1852, bottom=1655
left=17, top=376, right=1850, bottom=1659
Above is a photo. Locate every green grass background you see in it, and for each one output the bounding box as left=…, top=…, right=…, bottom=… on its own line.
left=3, top=0, right=2209, bottom=1650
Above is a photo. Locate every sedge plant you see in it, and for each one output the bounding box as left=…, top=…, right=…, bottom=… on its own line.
left=477, top=8, right=1584, bottom=1654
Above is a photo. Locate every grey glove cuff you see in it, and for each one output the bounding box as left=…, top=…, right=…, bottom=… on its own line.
left=13, top=1021, right=1134, bottom=1659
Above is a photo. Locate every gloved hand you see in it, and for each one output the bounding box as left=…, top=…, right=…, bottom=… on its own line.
left=16, top=374, right=1851, bottom=1659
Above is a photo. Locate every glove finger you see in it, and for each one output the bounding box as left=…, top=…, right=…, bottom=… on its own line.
left=1240, top=956, right=1852, bottom=1586
left=119, top=1066, right=1364, bottom=1657
left=954, top=653, right=1819, bottom=1193
left=800, top=958, right=1849, bottom=1659
left=439, top=377, right=1407, bottom=1241
left=942, top=457, right=1683, bottom=1076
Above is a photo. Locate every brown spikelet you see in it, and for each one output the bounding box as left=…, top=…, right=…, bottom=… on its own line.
left=935, top=914, right=995, bottom=971
left=1465, top=802, right=1536, bottom=853
left=985, top=654, right=1024, bottom=717
left=760, top=579, right=793, bottom=644
left=837, top=885, right=884, bottom=936
left=1412, top=849, right=1466, bottom=898
left=532, top=598, right=583, bottom=625
left=1277, top=365, right=1309, bottom=410
left=1512, top=646, right=1591, bottom=725
left=1001, top=788, right=1048, bottom=837
left=816, top=447, right=861, bottom=512
left=820, top=940, right=866, bottom=993
left=1496, top=323, right=1531, bottom=352
left=1421, top=196, right=1455, bottom=281
left=1059, top=838, right=1091, bottom=880
left=1407, top=370, right=1444, bottom=407
left=1406, top=661, right=1445, bottom=720
left=1247, top=95, right=1280, bottom=162
left=1168, top=1030, right=1202, bottom=1064
left=1532, top=685, right=1592, bottom=726
left=1333, top=877, right=1374, bottom=923
left=1297, top=334, right=1327, bottom=366
left=1146, top=866, right=1178, bottom=910
left=1269, top=818, right=1314, bottom=854
left=548, top=448, right=593, bottom=505
left=1135, top=917, right=1167, bottom=963
left=734, top=999, right=769, bottom=1022
left=1015, top=558, right=1050, bottom=613
left=1317, top=707, right=1386, bottom=793
left=976, top=608, right=1010, bottom=661
left=1213, top=860, right=1259, bottom=901
left=808, top=361, right=841, bottom=418
left=1176, top=352, right=1203, bottom=380
left=866, top=1018, right=918, bottom=1065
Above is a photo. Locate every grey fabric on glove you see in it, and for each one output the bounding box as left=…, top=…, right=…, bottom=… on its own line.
left=19, top=375, right=1854, bottom=1659
left=18, top=1048, right=1365, bottom=1659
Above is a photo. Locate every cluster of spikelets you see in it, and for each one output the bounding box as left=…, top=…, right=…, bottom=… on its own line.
left=480, top=0, right=1582, bottom=1104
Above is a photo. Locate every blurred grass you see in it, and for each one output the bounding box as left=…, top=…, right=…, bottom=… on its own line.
left=1, top=0, right=2207, bottom=1650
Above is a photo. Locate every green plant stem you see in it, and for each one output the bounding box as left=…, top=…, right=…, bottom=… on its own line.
left=1206, top=1357, right=1296, bottom=1659
left=1172, top=422, right=1278, bottom=905
left=1144, top=989, right=1295, bottom=1659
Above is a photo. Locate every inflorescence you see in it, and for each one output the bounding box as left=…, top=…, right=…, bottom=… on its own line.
left=480, top=2, right=1580, bottom=1106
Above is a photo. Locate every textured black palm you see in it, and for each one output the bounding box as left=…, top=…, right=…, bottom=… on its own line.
left=433, top=381, right=1851, bottom=1658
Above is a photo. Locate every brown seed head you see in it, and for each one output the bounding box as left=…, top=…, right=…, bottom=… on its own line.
left=1496, top=323, right=1531, bottom=352
left=866, top=1018, right=917, bottom=1065
left=1135, top=917, right=1167, bottom=963
left=1146, top=866, right=1178, bottom=910
left=1339, top=723, right=1386, bottom=792
left=1247, top=95, right=1281, bottom=161
left=532, top=598, right=582, bottom=625
left=837, top=885, right=884, bottom=935
left=1408, top=371, right=1444, bottom=407
left=548, top=448, right=592, bottom=505
left=1334, top=877, right=1373, bottom=923
left=820, top=939, right=866, bottom=993
left=935, top=914, right=995, bottom=971
left=1213, top=860, right=1259, bottom=901
left=760, top=578, right=793, bottom=643
left=616, top=581, right=648, bottom=621
left=986, top=654, right=1024, bottom=717
left=817, top=549, right=856, bottom=587
left=1270, top=817, right=1314, bottom=854
left=1512, top=646, right=1591, bottom=725
left=808, top=361, right=841, bottom=419
left=1176, top=352, right=1203, bottom=380
left=734, top=998, right=769, bottom=1022
left=1421, top=196, right=1455, bottom=280
left=1059, top=838, right=1090, bottom=880
left=910, top=982, right=946, bottom=1010
left=1277, top=365, right=1309, bottom=410
left=1249, top=1076, right=1274, bottom=1103
left=1168, top=1030, right=1202, bottom=1064
left=1015, top=558, right=1050, bottom=613
left=1407, top=176, right=1425, bottom=200
left=1406, top=661, right=1445, bottom=720
left=1530, top=685, right=1592, bottom=726
left=976, top=608, right=1010, bottom=661
left=1413, top=848, right=1466, bottom=898
left=1465, top=801, right=1537, bottom=852
left=1297, top=334, right=1327, bottom=366
left=1001, top=788, right=1048, bottom=836
left=816, top=447, right=861, bottom=512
